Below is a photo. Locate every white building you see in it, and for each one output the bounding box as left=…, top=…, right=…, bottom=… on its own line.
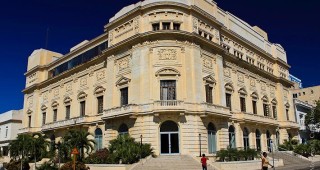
left=293, top=99, right=313, bottom=143
left=0, top=110, right=23, bottom=161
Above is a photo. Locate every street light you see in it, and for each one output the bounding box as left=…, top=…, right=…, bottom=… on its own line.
left=57, top=141, right=61, bottom=169
left=199, top=134, right=201, bottom=157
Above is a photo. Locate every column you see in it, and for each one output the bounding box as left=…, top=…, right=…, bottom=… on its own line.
left=215, top=54, right=226, bottom=106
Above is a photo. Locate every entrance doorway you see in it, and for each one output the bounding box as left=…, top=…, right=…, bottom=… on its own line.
left=160, top=121, right=179, bottom=154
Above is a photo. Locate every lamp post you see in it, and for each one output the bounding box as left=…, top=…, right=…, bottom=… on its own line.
left=57, top=141, right=61, bottom=169
left=140, top=135, right=142, bottom=162
left=199, top=134, right=201, bottom=157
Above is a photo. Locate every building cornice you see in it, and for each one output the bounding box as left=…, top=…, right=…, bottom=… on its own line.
left=0, top=119, right=22, bottom=126
left=23, top=30, right=293, bottom=94
left=23, top=33, right=108, bottom=76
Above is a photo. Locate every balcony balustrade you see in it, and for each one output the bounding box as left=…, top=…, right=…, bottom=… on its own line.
left=18, top=127, right=42, bottom=134
left=278, top=121, right=300, bottom=129
left=232, top=112, right=278, bottom=126
left=103, top=100, right=231, bottom=119
left=42, top=116, right=86, bottom=131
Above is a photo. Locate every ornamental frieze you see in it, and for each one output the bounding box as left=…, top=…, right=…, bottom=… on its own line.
left=158, top=49, right=177, bottom=60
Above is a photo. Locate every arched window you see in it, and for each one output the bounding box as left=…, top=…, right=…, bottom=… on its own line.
left=208, top=123, right=217, bottom=153
left=256, top=129, right=261, bottom=151
left=118, top=124, right=129, bottom=136
left=50, top=134, right=55, bottom=152
left=288, top=133, right=292, bottom=141
left=266, top=130, right=271, bottom=152
left=228, top=125, right=236, bottom=148
left=95, top=128, right=103, bottom=151
left=243, top=127, right=249, bottom=150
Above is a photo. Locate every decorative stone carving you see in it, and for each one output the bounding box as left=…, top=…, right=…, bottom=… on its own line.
left=97, top=70, right=105, bottom=81
left=66, top=84, right=72, bottom=92
left=155, top=67, right=180, bottom=77
left=108, top=30, right=113, bottom=46
left=250, top=78, right=256, bottom=87
left=134, top=17, right=139, bottom=33
left=261, top=82, right=266, bottom=91
left=238, top=73, right=244, bottom=83
left=193, top=17, right=198, bottom=33
left=224, top=68, right=231, bottom=77
left=80, top=78, right=87, bottom=87
left=203, top=57, right=213, bottom=69
left=117, top=57, right=130, bottom=71
left=158, top=49, right=177, bottom=60
left=54, top=88, right=59, bottom=97
left=28, top=96, right=33, bottom=107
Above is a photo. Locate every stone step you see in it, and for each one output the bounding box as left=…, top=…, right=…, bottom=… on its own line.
left=133, top=155, right=215, bottom=170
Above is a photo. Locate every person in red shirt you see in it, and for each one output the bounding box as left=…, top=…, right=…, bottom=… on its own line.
left=201, top=154, right=209, bottom=170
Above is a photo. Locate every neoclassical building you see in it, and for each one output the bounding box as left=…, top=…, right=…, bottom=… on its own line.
left=21, top=0, right=299, bottom=156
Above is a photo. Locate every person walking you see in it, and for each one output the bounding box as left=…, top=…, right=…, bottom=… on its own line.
left=201, top=154, right=209, bottom=170
left=261, top=152, right=274, bottom=170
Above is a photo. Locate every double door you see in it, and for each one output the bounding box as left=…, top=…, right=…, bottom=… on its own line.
left=160, top=132, right=179, bottom=154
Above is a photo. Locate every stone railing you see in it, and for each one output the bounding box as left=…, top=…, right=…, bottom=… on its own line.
left=18, top=127, right=42, bottom=134
left=154, top=100, right=184, bottom=107
left=42, top=117, right=86, bottom=131
left=103, top=101, right=232, bottom=119
left=104, top=104, right=139, bottom=119
left=153, top=100, right=184, bottom=111
left=278, top=121, right=300, bottom=129
left=233, top=112, right=278, bottom=126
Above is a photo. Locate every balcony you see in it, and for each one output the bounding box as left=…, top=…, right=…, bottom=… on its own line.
left=102, top=101, right=231, bottom=119
left=153, top=100, right=184, bottom=112
left=232, top=112, right=278, bottom=126
left=42, top=117, right=87, bottom=131
left=18, top=127, right=42, bottom=134
left=279, top=121, right=300, bottom=129
left=103, top=104, right=140, bottom=119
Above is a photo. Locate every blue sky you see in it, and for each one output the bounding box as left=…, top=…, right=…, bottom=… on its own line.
left=0, top=0, right=319, bottom=113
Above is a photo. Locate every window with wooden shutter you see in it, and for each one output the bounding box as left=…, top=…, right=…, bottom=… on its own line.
left=205, top=84, right=213, bottom=104
left=120, top=87, right=128, bottom=106
left=80, top=101, right=86, bottom=117
left=97, top=96, right=104, bottom=113
left=160, top=80, right=176, bottom=100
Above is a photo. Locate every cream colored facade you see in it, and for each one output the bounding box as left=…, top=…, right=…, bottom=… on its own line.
left=21, top=0, right=299, bottom=156
left=292, top=85, right=320, bottom=106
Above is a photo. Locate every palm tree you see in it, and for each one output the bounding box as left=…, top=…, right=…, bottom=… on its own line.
left=32, top=133, right=50, bottom=161
left=9, top=134, right=34, bottom=161
left=63, top=129, right=95, bottom=160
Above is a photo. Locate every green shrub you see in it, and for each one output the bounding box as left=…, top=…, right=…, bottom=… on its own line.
left=108, top=135, right=153, bottom=164
left=84, top=148, right=110, bottom=164
left=294, top=144, right=311, bottom=158
left=60, top=161, right=88, bottom=170
left=216, top=148, right=260, bottom=162
left=36, top=162, right=58, bottom=170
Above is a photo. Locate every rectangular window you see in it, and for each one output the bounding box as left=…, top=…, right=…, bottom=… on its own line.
left=205, top=85, right=213, bottom=104
left=5, top=128, right=8, bottom=138
left=120, top=87, right=129, bottom=106
left=42, top=112, right=46, bottom=125
left=240, top=97, right=246, bottom=112
left=226, top=93, right=232, bottom=110
left=162, top=22, right=170, bottom=30
left=293, top=94, right=297, bottom=98
left=80, top=101, right=86, bottom=117
left=97, top=96, right=104, bottom=114
left=272, top=106, right=277, bottom=119
left=173, top=23, right=180, bottom=30
left=160, top=80, right=176, bottom=100
left=53, top=109, right=57, bottom=122
left=263, top=104, right=269, bottom=116
left=252, top=100, right=257, bottom=114
left=152, top=23, right=160, bottom=31
left=286, top=109, right=289, bottom=121
left=66, top=105, right=70, bottom=119
left=28, top=116, right=31, bottom=128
